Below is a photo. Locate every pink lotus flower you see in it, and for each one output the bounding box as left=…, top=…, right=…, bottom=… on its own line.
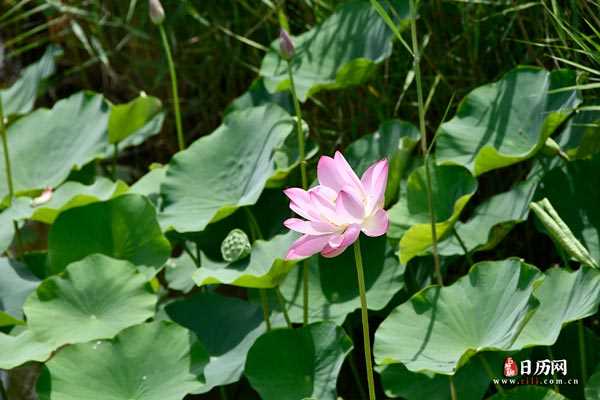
left=284, top=151, right=389, bottom=260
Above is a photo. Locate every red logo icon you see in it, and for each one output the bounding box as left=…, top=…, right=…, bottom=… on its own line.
left=504, top=357, right=519, bottom=377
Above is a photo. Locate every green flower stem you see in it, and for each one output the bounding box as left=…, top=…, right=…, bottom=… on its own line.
left=245, top=208, right=292, bottom=329
left=182, top=241, right=201, bottom=268
left=244, top=208, right=279, bottom=331
left=112, top=143, right=119, bottom=180
left=0, top=377, right=8, bottom=400
left=453, top=228, right=474, bottom=266
left=0, top=99, right=14, bottom=202
left=449, top=376, right=458, bottom=400
left=409, top=0, right=443, bottom=286
left=579, top=320, right=587, bottom=385
left=302, top=262, right=309, bottom=325
left=547, top=346, right=560, bottom=393
left=276, top=288, right=293, bottom=328
left=480, top=354, right=503, bottom=395
left=12, top=221, right=24, bottom=259
left=158, top=24, right=185, bottom=151
left=260, top=288, right=272, bottom=331
left=244, top=208, right=263, bottom=240
left=348, top=351, right=369, bottom=400
left=219, top=386, right=228, bottom=400
left=0, top=99, right=23, bottom=259
left=353, top=238, right=376, bottom=400
left=286, top=59, right=311, bottom=327
left=285, top=62, right=308, bottom=190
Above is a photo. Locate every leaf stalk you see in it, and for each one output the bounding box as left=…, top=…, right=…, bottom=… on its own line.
left=0, top=99, right=23, bottom=258
left=158, top=24, right=185, bottom=151
left=409, top=0, right=443, bottom=286
left=0, top=100, right=15, bottom=202
left=286, top=58, right=311, bottom=326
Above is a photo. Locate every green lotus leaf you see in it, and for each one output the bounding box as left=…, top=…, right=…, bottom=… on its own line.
left=345, top=119, right=420, bottom=206
left=538, top=318, right=600, bottom=399
left=192, top=231, right=297, bottom=288
left=1, top=179, right=127, bottom=258
left=378, top=352, right=505, bottom=400
left=266, top=133, right=319, bottom=189
left=105, top=93, right=164, bottom=152
left=22, top=251, right=48, bottom=279
left=244, top=322, right=353, bottom=400
left=260, top=1, right=409, bottom=101
left=388, top=162, right=477, bottom=263
left=374, top=259, right=542, bottom=375
left=47, top=194, right=171, bottom=275
left=166, top=292, right=279, bottom=393
left=129, top=164, right=166, bottom=209
left=24, top=254, right=157, bottom=347
left=488, top=387, right=567, bottom=400
left=1, top=45, right=61, bottom=117
left=108, top=93, right=163, bottom=144
left=160, top=104, right=296, bottom=233
left=0, top=91, right=163, bottom=201
left=0, top=257, right=40, bottom=326
left=0, top=329, right=55, bottom=370
left=0, top=91, right=109, bottom=201
left=0, top=197, right=32, bottom=254
left=248, top=188, right=296, bottom=241
left=436, top=67, right=581, bottom=176
left=30, top=177, right=129, bottom=224
left=36, top=321, right=209, bottom=400
left=279, top=235, right=405, bottom=324
left=556, top=105, right=600, bottom=160
left=164, top=252, right=197, bottom=294
left=513, top=266, right=600, bottom=349
left=586, top=367, right=600, bottom=400
left=437, top=176, right=538, bottom=256
left=537, top=155, right=600, bottom=264
left=226, top=78, right=293, bottom=115
left=2, top=254, right=158, bottom=370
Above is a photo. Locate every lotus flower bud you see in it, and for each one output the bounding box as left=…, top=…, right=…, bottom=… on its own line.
left=279, top=29, right=295, bottom=60
left=221, top=229, right=252, bottom=262
left=149, top=0, right=165, bottom=25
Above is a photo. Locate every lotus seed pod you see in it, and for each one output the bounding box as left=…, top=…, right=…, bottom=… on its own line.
left=279, top=29, right=295, bottom=60
left=221, top=229, right=252, bottom=262
left=148, top=0, right=165, bottom=25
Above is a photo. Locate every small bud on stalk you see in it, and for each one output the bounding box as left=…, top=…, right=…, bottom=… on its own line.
left=149, top=0, right=165, bottom=25
left=279, top=29, right=295, bottom=60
